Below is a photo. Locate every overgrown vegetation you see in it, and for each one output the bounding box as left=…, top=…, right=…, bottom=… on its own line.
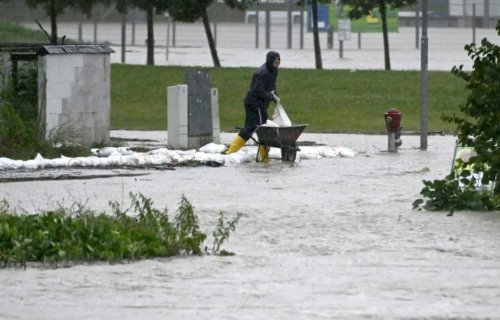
left=0, top=193, right=242, bottom=268
left=212, top=211, right=243, bottom=256
left=412, top=173, right=499, bottom=212
left=0, top=60, right=40, bottom=159
left=413, top=21, right=500, bottom=213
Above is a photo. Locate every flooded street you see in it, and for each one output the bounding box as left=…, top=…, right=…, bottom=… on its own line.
left=1, top=132, right=499, bottom=319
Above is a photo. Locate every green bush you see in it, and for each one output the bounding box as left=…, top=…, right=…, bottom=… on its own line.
left=10, top=62, right=38, bottom=121
left=414, top=20, right=500, bottom=213
left=0, top=106, right=37, bottom=159
left=0, top=193, right=242, bottom=268
left=412, top=172, right=499, bottom=213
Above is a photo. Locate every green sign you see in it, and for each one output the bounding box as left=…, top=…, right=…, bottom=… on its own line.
left=329, top=4, right=399, bottom=33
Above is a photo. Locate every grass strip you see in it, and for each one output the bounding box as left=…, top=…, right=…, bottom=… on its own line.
left=111, top=65, right=465, bottom=134
left=0, top=21, right=50, bottom=43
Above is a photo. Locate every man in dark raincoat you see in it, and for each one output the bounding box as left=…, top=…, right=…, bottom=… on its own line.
left=226, top=51, right=281, bottom=161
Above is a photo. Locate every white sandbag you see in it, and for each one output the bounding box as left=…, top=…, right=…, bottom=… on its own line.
left=199, top=142, right=227, bottom=154
left=271, top=103, right=292, bottom=127
left=263, top=119, right=279, bottom=127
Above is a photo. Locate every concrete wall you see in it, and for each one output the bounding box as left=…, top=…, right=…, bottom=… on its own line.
left=39, top=52, right=111, bottom=146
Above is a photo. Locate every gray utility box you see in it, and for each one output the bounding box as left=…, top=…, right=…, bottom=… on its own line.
left=167, top=70, right=220, bottom=149
left=38, top=45, right=114, bottom=147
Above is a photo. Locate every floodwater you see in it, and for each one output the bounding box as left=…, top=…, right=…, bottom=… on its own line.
left=1, top=132, right=499, bottom=320
left=48, top=22, right=500, bottom=71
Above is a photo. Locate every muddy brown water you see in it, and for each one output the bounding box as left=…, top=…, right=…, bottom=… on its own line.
left=1, top=133, right=499, bottom=320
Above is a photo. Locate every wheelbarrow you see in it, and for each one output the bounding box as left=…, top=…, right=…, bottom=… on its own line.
left=254, top=124, right=308, bottom=162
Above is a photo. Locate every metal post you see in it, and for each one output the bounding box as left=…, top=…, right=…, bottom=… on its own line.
left=484, top=0, right=490, bottom=28
left=78, top=23, right=82, bottom=44
left=93, top=18, right=98, bottom=44
left=300, top=6, right=304, bottom=49
left=172, top=22, right=176, bottom=47
left=121, top=14, right=126, bottom=63
left=472, top=3, right=476, bottom=43
left=287, top=0, right=292, bottom=49
left=327, top=26, right=333, bottom=49
left=420, top=0, right=428, bottom=150
left=255, top=8, right=259, bottom=48
left=358, top=32, right=361, bottom=49
left=265, top=10, right=270, bottom=49
left=131, top=9, right=136, bottom=45
left=92, top=6, right=98, bottom=44
left=462, top=0, right=467, bottom=27
left=415, top=0, right=420, bottom=49
left=338, top=0, right=344, bottom=57
left=332, top=28, right=334, bottom=50
left=166, top=16, right=170, bottom=61
left=213, top=4, right=217, bottom=46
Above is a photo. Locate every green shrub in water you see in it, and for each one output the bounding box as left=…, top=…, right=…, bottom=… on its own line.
left=0, top=193, right=242, bottom=268
left=413, top=21, right=500, bottom=213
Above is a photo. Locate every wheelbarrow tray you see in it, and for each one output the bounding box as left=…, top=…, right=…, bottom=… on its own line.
left=255, top=124, right=308, bottom=148
left=256, top=124, right=307, bottom=148
left=255, top=124, right=308, bottom=162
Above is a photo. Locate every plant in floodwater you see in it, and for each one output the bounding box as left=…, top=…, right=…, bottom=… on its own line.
left=0, top=193, right=242, bottom=268
left=212, top=211, right=242, bottom=256
left=412, top=171, right=499, bottom=213
left=173, top=195, right=207, bottom=255
left=413, top=21, right=500, bottom=213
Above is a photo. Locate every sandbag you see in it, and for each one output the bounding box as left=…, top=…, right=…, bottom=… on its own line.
left=271, top=103, right=292, bottom=127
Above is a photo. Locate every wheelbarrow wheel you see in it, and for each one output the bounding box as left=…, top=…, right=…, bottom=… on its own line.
left=281, top=147, right=297, bottom=162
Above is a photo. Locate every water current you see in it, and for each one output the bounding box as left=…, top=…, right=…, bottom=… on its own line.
left=0, top=133, right=499, bottom=320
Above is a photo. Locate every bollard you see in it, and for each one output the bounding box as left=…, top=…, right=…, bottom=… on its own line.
left=384, top=108, right=402, bottom=152
left=327, top=26, right=334, bottom=49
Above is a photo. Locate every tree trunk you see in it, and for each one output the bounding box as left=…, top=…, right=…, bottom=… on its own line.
left=202, top=8, right=221, bottom=67
left=50, top=0, right=57, bottom=44
left=311, top=0, right=323, bottom=70
left=379, top=0, right=391, bottom=70
left=146, top=6, right=155, bottom=66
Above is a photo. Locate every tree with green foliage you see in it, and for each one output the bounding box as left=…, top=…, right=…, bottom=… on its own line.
left=343, top=0, right=416, bottom=70
left=413, top=20, right=500, bottom=213
left=23, top=0, right=101, bottom=44
left=167, top=0, right=257, bottom=68
left=1, top=193, right=242, bottom=268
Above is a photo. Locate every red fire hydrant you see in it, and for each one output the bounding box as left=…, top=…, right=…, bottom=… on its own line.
left=384, top=108, right=402, bottom=152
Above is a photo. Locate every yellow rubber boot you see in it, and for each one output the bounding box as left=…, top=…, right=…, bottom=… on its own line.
left=225, top=135, right=246, bottom=154
left=257, top=144, right=270, bottom=162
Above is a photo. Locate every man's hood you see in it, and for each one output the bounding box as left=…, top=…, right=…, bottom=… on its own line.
left=265, top=51, right=280, bottom=74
